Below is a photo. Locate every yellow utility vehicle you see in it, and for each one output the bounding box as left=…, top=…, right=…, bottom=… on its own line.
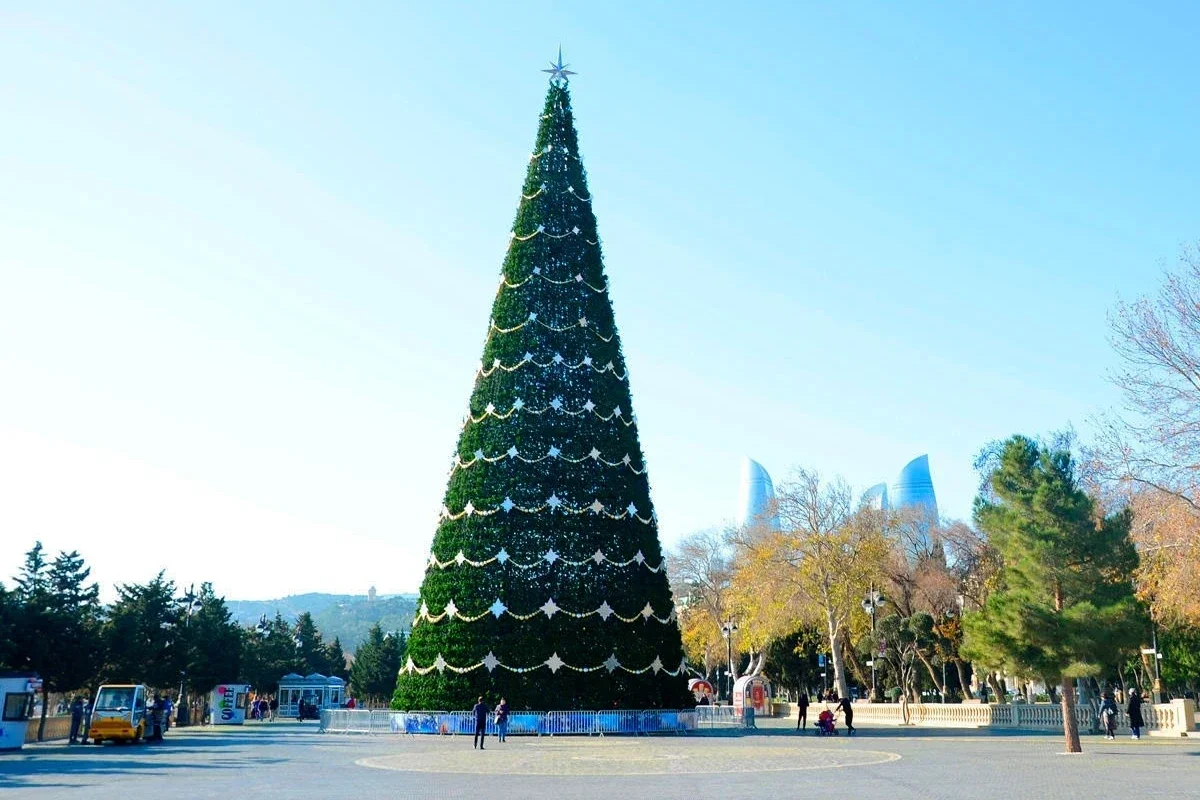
left=88, top=684, right=148, bottom=744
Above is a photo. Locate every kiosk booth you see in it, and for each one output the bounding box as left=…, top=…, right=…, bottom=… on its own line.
left=733, top=675, right=772, bottom=720
left=0, top=672, right=40, bottom=751
left=209, top=684, right=251, bottom=725
left=277, top=673, right=346, bottom=718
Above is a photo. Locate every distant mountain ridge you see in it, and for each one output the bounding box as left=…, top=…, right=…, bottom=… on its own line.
left=226, top=592, right=418, bottom=651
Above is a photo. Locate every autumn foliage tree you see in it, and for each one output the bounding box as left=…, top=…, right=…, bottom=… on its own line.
left=728, top=468, right=888, bottom=699
left=668, top=529, right=736, bottom=678
left=1096, top=244, right=1200, bottom=627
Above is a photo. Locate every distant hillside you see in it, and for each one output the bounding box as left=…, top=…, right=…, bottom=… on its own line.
left=226, top=592, right=418, bottom=650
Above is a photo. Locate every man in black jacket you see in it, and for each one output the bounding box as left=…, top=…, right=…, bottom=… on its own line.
left=472, top=697, right=489, bottom=750
left=795, top=691, right=810, bottom=731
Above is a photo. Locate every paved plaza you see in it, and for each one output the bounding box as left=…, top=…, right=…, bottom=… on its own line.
left=3, top=720, right=1197, bottom=799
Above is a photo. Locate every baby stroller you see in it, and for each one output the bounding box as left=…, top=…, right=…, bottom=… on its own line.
left=815, top=709, right=838, bottom=736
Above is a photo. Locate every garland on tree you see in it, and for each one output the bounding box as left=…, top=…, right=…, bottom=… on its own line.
left=392, top=73, right=689, bottom=711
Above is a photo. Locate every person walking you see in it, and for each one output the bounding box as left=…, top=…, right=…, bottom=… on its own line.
left=68, top=696, right=86, bottom=745
left=269, top=694, right=278, bottom=722
left=495, top=698, right=510, bottom=743
left=835, top=695, right=855, bottom=735
left=1127, top=688, right=1145, bottom=740
left=795, top=691, right=810, bottom=731
left=472, top=697, right=489, bottom=750
left=148, top=695, right=165, bottom=742
left=162, top=695, right=174, bottom=731
left=1099, top=692, right=1119, bottom=739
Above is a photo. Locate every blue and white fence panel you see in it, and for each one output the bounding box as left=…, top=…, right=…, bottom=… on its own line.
left=321, top=708, right=706, bottom=736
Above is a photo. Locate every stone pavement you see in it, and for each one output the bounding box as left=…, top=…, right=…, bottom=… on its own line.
left=2, top=719, right=1197, bottom=799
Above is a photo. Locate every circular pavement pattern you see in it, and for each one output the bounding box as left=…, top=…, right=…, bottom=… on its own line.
left=357, top=739, right=901, bottom=776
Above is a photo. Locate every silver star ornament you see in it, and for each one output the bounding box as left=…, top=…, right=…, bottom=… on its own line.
left=542, top=48, right=576, bottom=84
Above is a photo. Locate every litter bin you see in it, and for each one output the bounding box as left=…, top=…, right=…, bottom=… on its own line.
left=0, top=672, right=40, bottom=750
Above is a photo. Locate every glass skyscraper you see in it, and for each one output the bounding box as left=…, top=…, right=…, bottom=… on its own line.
left=736, top=457, right=779, bottom=529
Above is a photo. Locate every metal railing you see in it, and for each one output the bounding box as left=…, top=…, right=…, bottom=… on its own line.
left=694, top=705, right=746, bottom=728
left=320, top=708, right=703, bottom=736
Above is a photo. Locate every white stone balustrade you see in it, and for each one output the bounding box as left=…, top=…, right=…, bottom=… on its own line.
left=774, top=699, right=1196, bottom=737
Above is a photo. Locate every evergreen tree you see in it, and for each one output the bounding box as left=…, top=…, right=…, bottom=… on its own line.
left=241, top=613, right=301, bottom=693
left=351, top=624, right=403, bottom=705
left=295, top=612, right=332, bottom=675
left=184, top=583, right=243, bottom=696
left=325, top=637, right=349, bottom=680
left=11, top=545, right=104, bottom=740
left=102, top=573, right=183, bottom=687
left=962, top=435, right=1144, bottom=753
left=394, top=73, right=687, bottom=710
left=0, top=583, right=16, bottom=669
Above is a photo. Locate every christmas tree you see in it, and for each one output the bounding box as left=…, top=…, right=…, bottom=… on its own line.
left=393, top=62, right=689, bottom=711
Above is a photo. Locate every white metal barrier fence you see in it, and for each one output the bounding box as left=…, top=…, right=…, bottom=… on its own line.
left=319, top=709, right=709, bottom=736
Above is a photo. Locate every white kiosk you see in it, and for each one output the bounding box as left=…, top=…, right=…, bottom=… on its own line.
left=209, top=684, right=251, bottom=725
left=0, top=672, right=40, bottom=751
left=733, top=675, right=772, bottom=721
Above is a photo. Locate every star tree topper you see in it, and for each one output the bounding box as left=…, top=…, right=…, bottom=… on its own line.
left=542, top=48, right=576, bottom=84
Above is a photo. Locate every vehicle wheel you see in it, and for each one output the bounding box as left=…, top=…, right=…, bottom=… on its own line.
left=94, top=738, right=103, bottom=745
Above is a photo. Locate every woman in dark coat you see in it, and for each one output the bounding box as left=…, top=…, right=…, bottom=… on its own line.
left=1127, top=688, right=1145, bottom=739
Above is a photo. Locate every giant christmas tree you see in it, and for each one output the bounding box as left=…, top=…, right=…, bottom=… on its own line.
left=393, top=63, right=689, bottom=711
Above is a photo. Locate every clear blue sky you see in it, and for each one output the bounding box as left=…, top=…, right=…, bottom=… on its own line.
left=1, top=2, right=1194, bottom=600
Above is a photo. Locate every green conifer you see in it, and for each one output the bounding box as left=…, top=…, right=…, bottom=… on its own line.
left=393, top=78, right=688, bottom=711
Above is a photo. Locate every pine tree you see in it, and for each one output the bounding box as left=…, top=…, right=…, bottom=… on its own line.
left=295, top=612, right=332, bottom=675
left=185, top=583, right=243, bottom=696
left=326, top=637, right=349, bottom=680
left=241, top=613, right=302, bottom=693
left=962, top=435, right=1144, bottom=753
left=393, top=74, right=688, bottom=711
left=11, top=545, right=103, bottom=740
left=102, top=573, right=183, bottom=687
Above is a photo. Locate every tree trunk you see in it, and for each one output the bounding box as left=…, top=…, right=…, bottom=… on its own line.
left=1060, top=675, right=1082, bottom=753
left=38, top=686, right=49, bottom=741
left=839, top=631, right=869, bottom=687
left=954, top=659, right=971, bottom=700
left=915, top=650, right=944, bottom=697
left=825, top=612, right=849, bottom=699
left=986, top=673, right=1005, bottom=704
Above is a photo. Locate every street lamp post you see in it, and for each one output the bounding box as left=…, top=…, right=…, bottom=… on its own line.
left=176, top=585, right=203, bottom=727
left=1151, top=624, right=1164, bottom=704
left=861, top=588, right=886, bottom=702
left=720, top=619, right=738, bottom=703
